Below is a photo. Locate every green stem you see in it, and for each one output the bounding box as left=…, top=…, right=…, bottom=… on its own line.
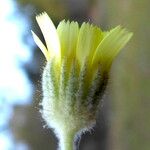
left=59, top=131, right=76, bottom=150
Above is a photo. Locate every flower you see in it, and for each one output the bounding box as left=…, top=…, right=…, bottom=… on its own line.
left=32, top=12, right=132, bottom=150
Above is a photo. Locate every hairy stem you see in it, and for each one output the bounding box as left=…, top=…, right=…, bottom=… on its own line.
left=59, top=130, right=76, bottom=150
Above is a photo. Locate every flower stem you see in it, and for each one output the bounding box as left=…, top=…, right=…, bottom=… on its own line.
left=59, top=130, right=76, bottom=150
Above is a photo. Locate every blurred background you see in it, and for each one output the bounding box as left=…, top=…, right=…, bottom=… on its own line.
left=0, top=0, right=149, bottom=150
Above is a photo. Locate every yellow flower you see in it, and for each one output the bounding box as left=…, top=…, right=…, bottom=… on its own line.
left=32, top=12, right=132, bottom=150
left=32, top=12, right=132, bottom=73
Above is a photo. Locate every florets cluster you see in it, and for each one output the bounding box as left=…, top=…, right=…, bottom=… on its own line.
left=32, top=12, right=132, bottom=147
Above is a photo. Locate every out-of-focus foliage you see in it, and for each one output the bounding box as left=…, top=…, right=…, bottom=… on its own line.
left=18, top=0, right=67, bottom=19
left=10, top=0, right=150, bottom=150
left=17, top=0, right=95, bottom=21
left=106, top=0, right=150, bottom=150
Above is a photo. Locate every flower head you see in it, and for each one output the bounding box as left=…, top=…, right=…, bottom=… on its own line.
left=32, top=12, right=132, bottom=150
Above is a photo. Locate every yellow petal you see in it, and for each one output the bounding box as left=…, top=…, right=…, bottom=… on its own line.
left=31, top=30, right=50, bottom=61
left=76, top=23, right=103, bottom=67
left=68, top=21, right=79, bottom=58
left=92, top=26, right=133, bottom=72
left=36, top=12, right=61, bottom=59
left=57, top=20, right=79, bottom=59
